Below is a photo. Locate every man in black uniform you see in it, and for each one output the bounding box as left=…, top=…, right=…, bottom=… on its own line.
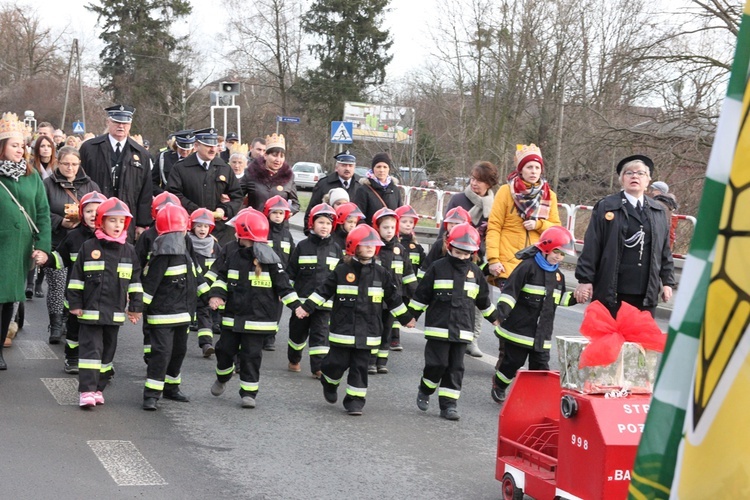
left=153, top=130, right=195, bottom=195
left=220, top=132, right=239, bottom=163
left=304, top=150, right=361, bottom=233
left=167, top=127, right=243, bottom=245
left=79, top=104, right=153, bottom=241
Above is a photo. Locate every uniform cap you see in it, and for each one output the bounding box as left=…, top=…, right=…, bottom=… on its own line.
left=105, top=104, right=135, bottom=123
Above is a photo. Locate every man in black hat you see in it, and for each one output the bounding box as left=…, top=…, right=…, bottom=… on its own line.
left=220, top=132, right=239, bottom=163
left=79, top=104, right=153, bottom=240
left=303, top=150, right=361, bottom=233
left=167, top=128, right=243, bottom=244
left=153, top=130, right=195, bottom=195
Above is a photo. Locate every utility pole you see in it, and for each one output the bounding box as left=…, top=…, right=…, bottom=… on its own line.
left=61, top=39, right=86, bottom=133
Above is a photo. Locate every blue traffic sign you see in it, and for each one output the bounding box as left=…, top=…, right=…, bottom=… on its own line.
left=331, top=121, right=353, bottom=144
left=72, top=121, right=85, bottom=134
left=277, top=116, right=300, bottom=124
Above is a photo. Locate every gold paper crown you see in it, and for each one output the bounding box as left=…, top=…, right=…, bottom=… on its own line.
left=265, top=133, right=285, bottom=151
left=514, top=143, right=543, bottom=167
left=0, top=113, right=31, bottom=141
left=230, top=142, right=249, bottom=156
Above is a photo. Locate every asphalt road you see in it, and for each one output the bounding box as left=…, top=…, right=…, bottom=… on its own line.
left=0, top=237, right=668, bottom=499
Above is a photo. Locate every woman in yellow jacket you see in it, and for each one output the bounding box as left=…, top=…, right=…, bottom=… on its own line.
left=486, top=144, right=561, bottom=285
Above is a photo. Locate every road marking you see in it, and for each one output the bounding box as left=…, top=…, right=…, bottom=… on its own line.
left=41, top=377, right=79, bottom=405
left=16, top=340, right=58, bottom=359
left=88, top=440, right=167, bottom=486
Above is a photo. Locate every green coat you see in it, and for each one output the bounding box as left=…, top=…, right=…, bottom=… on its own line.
left=0, top=172, right=52, bottom=303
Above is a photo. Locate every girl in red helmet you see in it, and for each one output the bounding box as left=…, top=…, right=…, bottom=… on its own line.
left=418, top=206, right=471, bottom=280
left=332, top=202, right=364, bottom=253
left=491, top=226, right=578, bottom=404
left=140, top=204, right=210, bottom=411
left=207, top=208, right=303, bottom=409
left=393, top=205, right=425, bottom=351
left=298, top=225, right=416, bottom=416
left=409, top=223, right=499, bottom=421
left=67, top=197, right=143, bottom=408
left=46, top=191, right=108, bottom=374
left=189, top=207, right=222, bottom=357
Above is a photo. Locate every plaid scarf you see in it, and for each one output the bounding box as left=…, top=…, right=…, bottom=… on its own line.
left=0, top=159, right=26, bottom=181
left=507, top=171, right=551, bottom=221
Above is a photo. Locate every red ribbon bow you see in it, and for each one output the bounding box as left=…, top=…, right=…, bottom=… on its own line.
left=578, top=301, right=666, bottom=367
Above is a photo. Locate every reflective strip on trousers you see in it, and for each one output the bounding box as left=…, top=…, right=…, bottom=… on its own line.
left=239, top=380, right=259, bottom=392
left=145, top=378, right=165, bottom=391
left=288, top=339, right=307, bottom=351
left=346, top=385, right=367, bottom=398
left=79, top=358, right=101, bottom=370
left=421, top=377, right=439, bottom=390
left=438, top=387, right=461, bottom=399
left=147, top=312, right=192, bottom=325
left=308, top=345, right=329, bottom=356
left=165, top=374, right=181, bottom=384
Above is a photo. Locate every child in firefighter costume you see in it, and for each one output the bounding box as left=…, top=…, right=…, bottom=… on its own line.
left=188, top=208, right=221, bottom=357
left=410, top=223, right=498, bottom=421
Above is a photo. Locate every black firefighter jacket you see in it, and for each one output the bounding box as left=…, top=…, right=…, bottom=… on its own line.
left=375, top=238, right=417, bottom=298
left=209, top=243, right=302, bottom=334
left=268, top=220, right=296, bottom=268
left=288, top=234, right=341, bottom=309
left=67, top=238, right=143, bottom=325
left=409, top=254, right=497, bottom=344
left=303, top=258, right=413, bottom=349
left=141, top=232, right=210, bottom=327
left=78, top=135, right=153, bottom=237
left=496, top=251, right=576, bottom=351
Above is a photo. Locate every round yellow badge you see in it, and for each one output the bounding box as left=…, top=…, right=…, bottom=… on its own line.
left=393, top=247, right=400, bottom=255
left=219, top=175, right=226, bottom=182
left=605, top=211, right=615, bottom=221
left=409, top=243, right=415, bottom=249
left=276, top=185, right=284, bottom=191
left=133, top=154, right=140, bottom=161
left=346, top=273, right=356, bottom=283
left=91, top=249, right=101, bottom=259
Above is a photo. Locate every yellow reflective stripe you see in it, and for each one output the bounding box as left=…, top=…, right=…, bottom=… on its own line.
left=391, top=261, right=404, bottom=274
left=308, top=345, right=330, bottom=356
left=68, top=279, right=85, bottom=290
left=346, top=385, right=367, bottom=398
left=281, top=292, right=299, bottom=305
left=390, top=303, right=408, bottom=317
left=244, top=321, right=278, bottom=331
left=79, top=358, right=101, bottom=370
left=52, top=251, right=64, bottom=269
left=212, top=280, right=227, bottom=291
left=222, top=317, right=235, bottom=327
left=307, top=292, right=326, bottom=306
left=205, top=270, right=218, bottom=282
left=481, top=304, right=496, bottom=317
left=128, top=283, right=143, bottom=294
left=148, top=313, right=192, bottom=325
left=326, top=256, right=339, bottom=269
left=113, top=312, right=125, bottom=323
left=117, top=263, right=133, bottom=279
left=521, top=284, right=546, bottom=295
left=402, top=273, right=417, bottom=284
left=368, top=287, right=383, bottom=303
left=438, top=387, right=461, bottom=399
left=409, top=300, right=428, bottom=311
left=240, top=380, right=259, bottom=391
left=250, top=272, right=272, bottom=288
left=409, top=253, right=420, bottom=265
left=495, top=326, right=534, bottom=346
left=145, top=378, right=165, bottom=390
left=227, top=269, right=240, bottom=280
left=425, top=327, right=449, bottom=339
left=422, top=377, right=438, bottom=389
left=197, top=282, right=210, bottom=295
left=329, top=333, right=355, bottom=345
left=80, top=310, right=100, bottom=321
left=498, top=293, right=516, bottom=308
left=216, top=365, right=234, bottom=376
left=464, top=282, right=479, bottom=299
left=560, top=291, right=574, bottom=306
left=143, top=293, right=153, bottom=305
left=366, top=335, right=381, bottom=346
left=433, top=280, right=452, bottom=289
left=83, top=260, right=105, bottom=271
left=496, top=370, right=513, bottom=384
left=288, top=339, right=307, bottom=350
left=165, top=265, right=187, bottom=276
left=459, top=330, right=474, bottom=341
left=337, top=285, right=358, bottom=295
left=70, top=252, right=78, bottom=262
left=298, top=256, right=317, bottom=264
left=417, top=269, right=426, bottom=279
left=280, top=241, right=291, bottom=253
left=165, top=374, right=182, bottom=384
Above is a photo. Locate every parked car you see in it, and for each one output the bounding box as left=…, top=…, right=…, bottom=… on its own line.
left=355, top=166, right=369, bottom=178
left=292, top=162, right=325, bottom=190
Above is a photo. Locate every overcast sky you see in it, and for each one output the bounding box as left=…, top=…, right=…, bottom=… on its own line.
left=34, top=0, right=434, bottom=81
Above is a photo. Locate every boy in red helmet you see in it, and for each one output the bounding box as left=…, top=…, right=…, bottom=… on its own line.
left=410, top=223, right=499, bottom=421
left=418, top=206, right=471, bottom=279
left=298, top=225, right=416, bottom=416
left=141, top=204, right=210, bottom=410
left=393, top=205, right=425, bottom=351
left=189, top=208, right=221, bottom=357
left=491, top=225, right=578, bottom=404
left=332, top=202, right=364, bottom=254
left=67, top=197, right=143, bottom=408
left=208, top=208, right=303, bottom=409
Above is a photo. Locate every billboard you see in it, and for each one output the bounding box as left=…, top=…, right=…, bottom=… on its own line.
left=343, top=101, right=415, bottom=144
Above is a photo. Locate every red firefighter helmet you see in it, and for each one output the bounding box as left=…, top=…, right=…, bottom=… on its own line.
left=189, top=208, right=216, bottom=232
left=78, top=191, right=108, bottom=220
left=335, top=202, right=365, bottom=226
left=95, top=197, right=133, bottom=230
left=447, top=223, right=481, bottom=253
left=155, top=204, right=190, bottom=235
left=263, top=195, right=292, bottom=220
left=151, top=192, right=180, bottom=220
left=535, top=226, right=576, bottom=256
left=395, top=205, right=419, bottom=222
left=307, top=203, right=337, bottom=230
left=345, top=224, right=384, bottom=256
left=442, top=206, right=470, bottom=229
left=372, top=207, right=400, bottom=235
left=234, top=208, right=269, bottom=243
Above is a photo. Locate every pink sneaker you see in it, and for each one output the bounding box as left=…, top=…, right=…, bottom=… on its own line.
left=79, top=392, right=96, bottom=407
left=93, top=391, right=105, bottom=405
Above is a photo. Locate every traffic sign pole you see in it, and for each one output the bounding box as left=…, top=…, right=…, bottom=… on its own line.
left=276, top=116, right=301, bottom=134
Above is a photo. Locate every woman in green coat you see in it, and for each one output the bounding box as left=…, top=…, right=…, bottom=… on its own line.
left=0, top=113, right=52, bottom=370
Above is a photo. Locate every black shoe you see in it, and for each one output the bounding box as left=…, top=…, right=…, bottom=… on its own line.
left=417, top=391, right=430, bottom=411
left=25, top=287, right=33, bottom=300
left=163, top=389, right=190, bottom=402
left=0, top=352, right=6, bottom=370
left=142, top=397, right=158, bottom=411
left=34, top=285, right=44, bottom=298
left=48, top=313, right=64, bottom=345
left=377, top=365, right=389, bottom=374
left=201, top=344, right=215, bottom=358
left=440, top=407, right=460, bottom=421
left=367, top=365, right=377, bottom=375
left=491, top=386, right=507, bottom=404
left=322, top=378, right=337, bottom=404
left=262, top=343, right=276, bottom=351
left=64, top=359, right=79, bottom=374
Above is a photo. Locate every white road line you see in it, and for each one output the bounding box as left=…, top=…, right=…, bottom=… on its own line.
left=16, top=340, right=58, bottom=359
left=88, top=440, right=167, bottom=486
left=41, top=377, right=79, bottom=405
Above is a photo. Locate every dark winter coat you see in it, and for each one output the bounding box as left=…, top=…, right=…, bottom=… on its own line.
left=209, top=243, right=302, bottom=334
left=288, top=234, right=341, bottom=308
left=352, top=177, right=402, bottom=225
left=496, top=251, right=576, bottom=351
left=167, top=153, right=244, bottom=244
left=78, top=134, right=153, bottom=238
left=49, top=224, right=95, bottom=274
left=242, top=158, right=300, bottom=215
left=409, top=254, right=497, bottom=344
left=304, top=172, right=361, bottom=232
left=400, top=233, right=426, bottom=270
left=303, top=258, right=413, bottom=349
left=268, top=220, right=295, bottom=268
left=67, top=238, right=143, bottom=325
left=575, top=192, right=676, bottom=310
left=375, top=238, right=417, bottom=298
left=152, top=149, right=183, bottom=195
left=43, top=168, right=100, bottom=248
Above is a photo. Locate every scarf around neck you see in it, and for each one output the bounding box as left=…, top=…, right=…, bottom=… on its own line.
left=534, top=250, right=558, bottom=272
left=0, top=159, right=27, bottom=181
left=463, top=185, right=495, bottom=226
left=507, top=172, right=551, bottom=221
left=95, top=228, right=127, bottom=244
left=189, top=232, right=215, bottom=257
left=366, top=169, right=391, bottom=188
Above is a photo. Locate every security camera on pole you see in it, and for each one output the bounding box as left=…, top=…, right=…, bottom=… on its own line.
left=210, top=81, right=241, bottom=143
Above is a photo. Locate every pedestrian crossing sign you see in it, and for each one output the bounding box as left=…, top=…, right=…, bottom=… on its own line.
left=331, top=121, right=353, bottom=144
left=72, top=121, right=85, bottom=134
